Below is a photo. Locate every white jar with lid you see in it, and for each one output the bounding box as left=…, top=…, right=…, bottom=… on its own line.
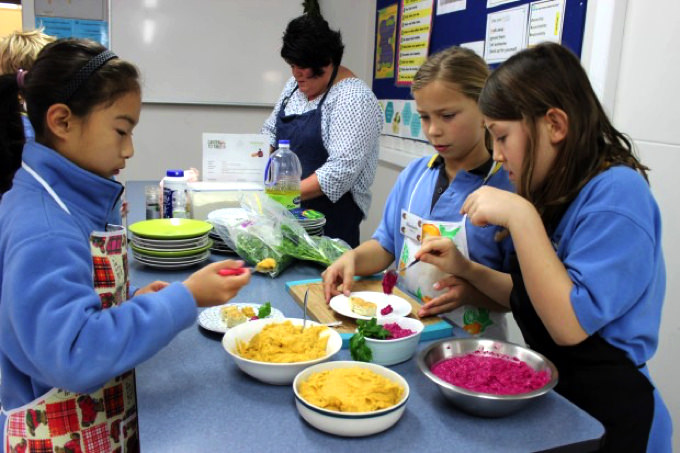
left=162, top=169, right=188, bottom=218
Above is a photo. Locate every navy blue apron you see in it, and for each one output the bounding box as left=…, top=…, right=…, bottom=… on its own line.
left=275, top=68, right=363, bottom=247
left=509, top=249, right=654, bottom=452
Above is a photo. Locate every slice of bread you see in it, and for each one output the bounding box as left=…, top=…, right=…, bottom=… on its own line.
left=350, top=296, right=377, bottom=317
left=221, top=305, right=247, bottom=327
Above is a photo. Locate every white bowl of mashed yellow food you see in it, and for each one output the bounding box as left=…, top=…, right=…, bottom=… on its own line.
left=292, top=361, right=409, bottom=437
left=222, top=318, right=342, bottom=385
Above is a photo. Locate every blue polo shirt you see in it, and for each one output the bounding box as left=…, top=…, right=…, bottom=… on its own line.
left=373, top=154, right=515, bottom=270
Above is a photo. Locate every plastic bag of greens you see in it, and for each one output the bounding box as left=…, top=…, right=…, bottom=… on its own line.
left=210, top=197, right=294, bottom=277
left=311, top=235, right=350, bottom=264
left=244, top=195, right=351, bottom=266
left=232, top=193, right=351, bottom=268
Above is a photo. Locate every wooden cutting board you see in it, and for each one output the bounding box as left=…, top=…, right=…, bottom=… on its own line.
left=286, top=278, right=453, bottom=346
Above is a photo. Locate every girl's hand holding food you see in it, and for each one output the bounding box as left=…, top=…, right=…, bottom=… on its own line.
left=183, top=260, right=251, bottom=307
left=462, top=186, right=528, bottom=229
left=321, top=250, right=357, bottom=303
left=415, top=236, right=471, bottom=277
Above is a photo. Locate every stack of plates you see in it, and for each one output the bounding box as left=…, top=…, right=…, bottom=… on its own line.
left=206, top=208, right=250, bottom=254
left=289, top=208, right=326, bottom=236
left=128, top=218, right=213, bottom=269
left=208, top=230, right=234, bottom=254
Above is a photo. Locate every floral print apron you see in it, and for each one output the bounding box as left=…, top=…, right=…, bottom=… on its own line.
left=4, top=163, right=139, bottom=453
left=399, top=164, right=507, bottom=339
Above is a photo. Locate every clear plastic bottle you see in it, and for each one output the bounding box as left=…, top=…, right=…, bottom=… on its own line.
left=145, top=185, right=161, bottom=220
left=264, top=140, right=302, bottom=210
left=162, top=169, right=188, bottom=218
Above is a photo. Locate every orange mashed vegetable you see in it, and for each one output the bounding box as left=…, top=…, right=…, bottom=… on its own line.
left=299, top=367, right=403, bottom=412
left=237, top=321, right=329, bottom=363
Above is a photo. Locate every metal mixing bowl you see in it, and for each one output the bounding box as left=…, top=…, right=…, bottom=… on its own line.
left=417, top=338, right=558, bottom=417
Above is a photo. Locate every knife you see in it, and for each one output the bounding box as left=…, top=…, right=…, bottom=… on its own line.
left=400, top=258, right=420, bottom=271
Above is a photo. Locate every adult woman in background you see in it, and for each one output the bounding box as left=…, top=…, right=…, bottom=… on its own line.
left=261, top=14, right=383, bottom=247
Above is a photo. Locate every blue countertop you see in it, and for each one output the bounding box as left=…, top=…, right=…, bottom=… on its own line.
left=126, top=181, right=604, bottom=452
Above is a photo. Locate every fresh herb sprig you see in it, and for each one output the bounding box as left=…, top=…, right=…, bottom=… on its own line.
left=257, top=302, right=272, bottom=319
left=349, top=318, right=390, bottom=362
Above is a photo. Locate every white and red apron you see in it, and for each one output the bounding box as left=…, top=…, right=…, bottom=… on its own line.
left=3, top=163, right=139, bottom=453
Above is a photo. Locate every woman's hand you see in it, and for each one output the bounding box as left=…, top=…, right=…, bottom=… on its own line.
left=321, top=250, right=357, bottom=302
left=415, top=236, right=471, bottom=277
left=462, top=186, right=528, bottom=229
left=183, top=260, right=251, bottom=307
left=136, top=280, right=170, bottom=295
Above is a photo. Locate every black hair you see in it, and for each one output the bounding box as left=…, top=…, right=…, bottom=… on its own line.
left=0, top=74, right=24, bottom=193
left=280, top=14, right=344, bottom=77
left=0, top=38, right=140, bottom=194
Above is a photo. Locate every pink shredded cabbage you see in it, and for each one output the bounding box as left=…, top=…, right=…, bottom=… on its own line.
left=431, top=351, right=550, bottom=395
left=382, top=322, right=416, bottom=339
left=382, top=270, right=398, bottom=295
left=380, top=304, right=394, bottom=316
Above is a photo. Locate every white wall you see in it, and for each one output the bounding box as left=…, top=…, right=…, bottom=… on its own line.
left=613, top=1, right=680, bottom=449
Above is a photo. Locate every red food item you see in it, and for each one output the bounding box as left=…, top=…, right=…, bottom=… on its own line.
left=382, top=270, right=398, bottom=295
left=431, top=351, right=551, bottom=395
left=218, top=268, right=247, bottom=276
left=380, top=304, right=393, bottom=316
left=382, top=322, right=416, bottom=339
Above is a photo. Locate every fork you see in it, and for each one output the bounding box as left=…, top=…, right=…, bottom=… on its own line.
left=302, top=288, right=309, bottom=330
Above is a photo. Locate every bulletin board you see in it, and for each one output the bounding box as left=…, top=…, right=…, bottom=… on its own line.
left=373, top=0, right=588, bottom=101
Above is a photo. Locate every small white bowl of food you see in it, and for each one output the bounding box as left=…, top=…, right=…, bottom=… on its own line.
left=352, top=316, right=424, bottom=366
left=222, top=318, right=342, bottom=385
left=293, top=360, right=410, bottom=437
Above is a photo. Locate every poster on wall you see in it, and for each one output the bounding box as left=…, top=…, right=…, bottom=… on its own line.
left=437, top=0, right=466, bottom=16
left=375, top=4, right=399, bottom=79
left=484, top=3, right=529, bottom=64
left=380, top=99, right=427, bottom=141
left=34, top=0, right=109, bottom=47
left=202, top=134, right=268, bottom=183
left=396, top=0, right=434, bottom=85
left=528, top=0, right=565, bottom=46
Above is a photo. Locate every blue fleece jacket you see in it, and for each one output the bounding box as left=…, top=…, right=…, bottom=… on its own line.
left=0, top=141, right=197, bottom=433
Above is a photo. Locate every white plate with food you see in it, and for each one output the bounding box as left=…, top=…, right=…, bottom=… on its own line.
left=329, top=291, right=413, bottom=320
left=198, top=303, right=284, bottom=334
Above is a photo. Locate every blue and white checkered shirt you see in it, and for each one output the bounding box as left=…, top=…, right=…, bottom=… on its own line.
left=262, top=77, right=383, bottom=217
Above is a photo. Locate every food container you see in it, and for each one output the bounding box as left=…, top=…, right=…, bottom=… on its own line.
left=417, top=338, right=558, bottom=417
left=362, top=316, right=424, bottom=366
left=187, top=181, right=264, bottom=220
left=222, top=318, right=342, bottom=385
left=292, top=361, right=409, bottom=437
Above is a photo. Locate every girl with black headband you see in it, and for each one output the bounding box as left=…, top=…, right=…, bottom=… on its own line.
left=0, top=38, right=251, bottom=451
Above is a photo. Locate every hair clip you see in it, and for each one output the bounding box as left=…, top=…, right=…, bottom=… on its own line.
left=16, top=69, right=26, bottom=89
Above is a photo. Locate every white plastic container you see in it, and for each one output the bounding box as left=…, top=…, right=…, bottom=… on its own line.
left=162, top=169, right=188, bottom=218
left=264, top=139, right=302, bottom=210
